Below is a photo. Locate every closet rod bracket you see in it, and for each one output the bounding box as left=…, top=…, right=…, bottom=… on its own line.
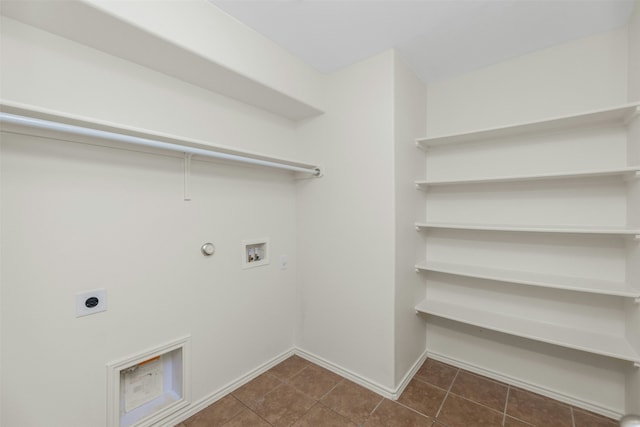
left=184, top=153, right=193, bottom=201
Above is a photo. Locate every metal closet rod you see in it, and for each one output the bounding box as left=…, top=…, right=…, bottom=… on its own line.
left=0, top=112, right=322, bottom=176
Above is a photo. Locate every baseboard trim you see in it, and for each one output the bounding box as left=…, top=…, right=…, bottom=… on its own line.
left=293, top=347, right=397, bottom=399
left=426, top=351, right=623, bottom=420
left=157, top=347, right=620, bottom=426
left=391, top=349, right=429, bottom=399
left=159, top=348, right=295, bottom=426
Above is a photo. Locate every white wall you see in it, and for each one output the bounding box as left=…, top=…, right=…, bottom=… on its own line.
left=427, top=28, right=628, bottom=137
left=392, top=53, right=427, bottom=387
left=295, top=51, right=397, bottom=391
left=1, top=18, right=301, bottom=427
left=424, top=27, right=630, bottom=415
left=628, top=0, right=640, bottom=102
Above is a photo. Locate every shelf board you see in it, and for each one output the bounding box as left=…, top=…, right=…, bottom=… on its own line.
left=415, top=222, right=640, bottom=236
left=415, top=261, right=639, bottom=298
left=415, top=299, right=640, bottom=363
left=0, top=1, right=324, bottom=121
left=415, top=166, right=640, bottom=188
left=416, top=103, right=640, bottom=148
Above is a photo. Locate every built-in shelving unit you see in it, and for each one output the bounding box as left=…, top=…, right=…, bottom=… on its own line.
left=414, top=299, right=640, bottom=364
left=415, top=261, right=639, bottom=298
left=414, top=102, right=640, bottom=364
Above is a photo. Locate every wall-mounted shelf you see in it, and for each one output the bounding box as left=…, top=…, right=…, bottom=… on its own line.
left=415, top=222, right=640, bottom=236
left=0, top=1, right=324, bottom=121
left=415, top=261, right=639, bottom=298
left=415, top=166, right=640, bottom=189
left=416, top=103, right=640, bottom=149
left=415, top=299, right=640, bottom=364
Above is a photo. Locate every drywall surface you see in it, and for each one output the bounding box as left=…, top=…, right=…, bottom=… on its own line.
left=424, top=27, right=630, bottom=414
left=426, top=28, right=628, bottom=136
left=0, top=0, right=325, bottom=120
left=629, top=0, right=640, bottom=102
left=1, top=18, right=299, bottom=427
left=392, top=52, right=427, bottom=386
left=295, top=51, right=397, bottom=391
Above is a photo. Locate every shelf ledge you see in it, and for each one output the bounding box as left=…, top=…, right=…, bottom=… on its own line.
left=415, top=222, right=640, bottom=236
left=415, top=166, right=640, bottom=188
left=416, top=102, right=640, bottom=148
left=415, top=299, right=640, bottom=364
left=415, top=260, right=640, bottom=298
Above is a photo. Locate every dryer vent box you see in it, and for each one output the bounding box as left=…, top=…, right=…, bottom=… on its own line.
left=107, top=336, right=190, bottom=427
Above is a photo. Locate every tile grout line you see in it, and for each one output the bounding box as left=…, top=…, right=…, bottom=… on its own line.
left=434, top=368, right=460, bottom=419
left=226, top=395, right=274, bottom=427
left=502, top=385, right=510, bottom=426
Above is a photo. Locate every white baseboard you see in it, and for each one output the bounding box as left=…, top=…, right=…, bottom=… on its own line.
left=391, top=350, right=428, bottom=399
left=157, top=348, right=295, bottom=427
left=293, top=347, right=397, bottom=399
left=427, top=351, right=623, bottom=420
left=154, top=347, right=620, bottom=426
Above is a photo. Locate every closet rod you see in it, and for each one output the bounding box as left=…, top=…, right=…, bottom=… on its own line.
left=0, top=112, right=322, bottom=176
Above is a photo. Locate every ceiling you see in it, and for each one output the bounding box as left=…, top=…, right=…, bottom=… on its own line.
left=210, top=0, right=635, bottom=84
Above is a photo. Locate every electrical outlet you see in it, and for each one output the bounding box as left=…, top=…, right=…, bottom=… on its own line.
left=76, top=288, right=107, bottom=317
left=280, top=255, right=288, bottom=270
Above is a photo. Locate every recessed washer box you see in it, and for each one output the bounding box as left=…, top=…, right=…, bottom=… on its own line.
left=107, top=336, right=191, bottom=427
left=241, top=238, right=269, bottom=269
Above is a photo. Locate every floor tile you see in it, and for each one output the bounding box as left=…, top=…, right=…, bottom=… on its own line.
left=436, top=393, right=503, bottom=427
left=450, top=370, right=508, bottom=412
left=320, top=380, right=383, bottom=425
left=268, top=356, right=310, bottom=381
left=252, top=384, right=316, bottom=427
left=288, top=365, right=342, bottom=399
left=183, top=395, right=245, bottom=427
left=291, top=403, right=357, bottom=427
left=572, top=408, right=618, bottom=427
left=363, top=399, right=432, bottom=427
left=222, top=408, right=271, bottom=427
left=414, top=359, right=459, bottom=390
left=232, top=372, right=283, bottom=408
left=503, top=416, right=534, bottom=426
left=397, top=378, right=447, bottom=417
left=506, top=387, right=572, bottom=427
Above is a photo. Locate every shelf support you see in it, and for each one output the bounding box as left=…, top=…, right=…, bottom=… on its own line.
left=634, top=362, right=640, bottom=369
left=624, top=106, right=640, bottom=125
left=624, top=170, right=640, bottom=182
left=415, top=140, right=428, bottom=152
left=183, top=153, right=193, bottom=202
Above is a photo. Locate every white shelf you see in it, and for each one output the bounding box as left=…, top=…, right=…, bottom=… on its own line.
left=416, top=103, right=640, bottom=148
left=415, top=222, right=640, bottom=236
left=0, top=1, right=323, bottom=121
left=415, top=261, right=640, bottom=298
left=415, top=299, right=640, bottom=363
left=415, top=166, right=640, bottom=188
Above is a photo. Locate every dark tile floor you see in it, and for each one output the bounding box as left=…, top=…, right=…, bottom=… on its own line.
left=176, top=355, right=618, bottom=427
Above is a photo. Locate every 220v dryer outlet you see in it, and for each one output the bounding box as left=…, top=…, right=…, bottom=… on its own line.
left=76, top=288, right=107, bottom=317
